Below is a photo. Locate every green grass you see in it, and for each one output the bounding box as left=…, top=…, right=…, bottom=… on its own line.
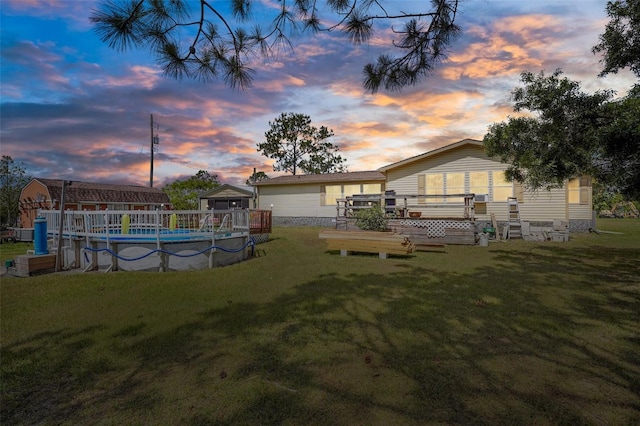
left=0, top=241, right=32, bottom=265
left=2, top=219, right=639, bottom=425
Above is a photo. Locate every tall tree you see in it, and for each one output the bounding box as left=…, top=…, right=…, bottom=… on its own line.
left=162, top=170, right=219, bottom=210
left=257, top=113, right=347, bottom=175
left=90, top=0, right=460, bottom=92
left=485, top=1, right=640, bottom=199
left=246, top=171, right=269, bottom=186
left=593, top=0, right=640, bottom=79
left=483, top=70, right=640, bottom=199
left=593, top=91, right=640, bottom=198
left=0, top=156, right=30, bottom=228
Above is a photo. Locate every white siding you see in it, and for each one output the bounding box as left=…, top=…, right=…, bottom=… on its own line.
left=385, top=144, right=575, bottom=223
left=258, top=184, right=336, bottom=217
left=569, top=205, right=593, bottom=220
left=255, top=142, right=594, bottom=223
left=385, top=145, right=505, bottom=194
left=568, top=187, right=593, bottom=220
left=485, top=188, right=567, bottom=222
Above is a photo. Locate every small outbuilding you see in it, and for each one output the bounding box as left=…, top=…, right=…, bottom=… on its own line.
left=199, top=184, right=254, bottom=210
left=19, top=178, right=171, bottom=228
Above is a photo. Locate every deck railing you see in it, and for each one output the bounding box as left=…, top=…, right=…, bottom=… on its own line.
left=338, top=194, right=477, bottom=220
left=38, top=209, right=253, bottom=243
left=249, top=209, right=272, bottom=234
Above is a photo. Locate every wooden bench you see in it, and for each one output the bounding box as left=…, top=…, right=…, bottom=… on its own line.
left=319, top=230, right=415, bottom=259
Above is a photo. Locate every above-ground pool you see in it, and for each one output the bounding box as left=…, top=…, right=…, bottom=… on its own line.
left=81, top=232, right=253, bottom=272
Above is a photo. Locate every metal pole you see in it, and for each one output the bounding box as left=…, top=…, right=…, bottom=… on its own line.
left=252, top=167, right=257, bottom=208
left=55, top=180, right=69, bottom=272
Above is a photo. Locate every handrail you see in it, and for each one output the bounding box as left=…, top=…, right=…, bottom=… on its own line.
left=38, top=209, right=251, bottom=241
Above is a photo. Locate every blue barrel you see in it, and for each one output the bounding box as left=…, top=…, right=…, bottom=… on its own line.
left=34, top=217, right=49, bottom=255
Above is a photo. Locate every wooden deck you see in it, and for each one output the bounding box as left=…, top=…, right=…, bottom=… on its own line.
left=388, top=218, right=476, bottom=245
left=319, top=230, right=416, bottom=259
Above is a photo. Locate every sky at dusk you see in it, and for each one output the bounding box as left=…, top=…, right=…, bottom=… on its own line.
left=1, top=0, right=636, bottom=188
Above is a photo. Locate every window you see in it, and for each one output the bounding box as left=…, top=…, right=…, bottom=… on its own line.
left=362, top=183, right=382, bottom=194
left=323, top=185, right=342, bottom=206
left=567, top=178, right=579, bottom=204
left=568, top=176, right=591, bottom=204
left=425, top=173, right=444, bottom=203
left=417, top=171, right=519, bottom=203
left=492, top=171, right=513, bottom=202
left=343, top=184, right=361, bottom=199
left=419, top=173, right=466, bottom=203
left=321, top=183, right=383, bottom=205
left=446, top=173, right=465, bottom=203
left=109, top=204, right=127, bottom=210
left=469, top=172, right=488, bottom=198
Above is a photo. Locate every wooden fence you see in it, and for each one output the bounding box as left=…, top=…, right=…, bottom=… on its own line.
left=249, top=209, right=272, bottom=234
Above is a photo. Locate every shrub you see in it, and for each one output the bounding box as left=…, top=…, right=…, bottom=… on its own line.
left=355, top=206, right=387, bottom=231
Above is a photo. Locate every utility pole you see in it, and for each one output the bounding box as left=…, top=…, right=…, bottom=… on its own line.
left=150, top=114, right=159, bottom=187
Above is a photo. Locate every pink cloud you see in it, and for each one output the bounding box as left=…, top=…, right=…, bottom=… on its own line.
left=443, top=15, right=564, bottom=80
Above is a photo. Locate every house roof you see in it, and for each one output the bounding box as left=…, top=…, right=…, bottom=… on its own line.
left=30, top=178, right=171, bottom=205
left=199, top=184, right=253, bottom=198
left=253, top=171, right=386, bottom=186
left=377, top=139, right=484, bottom=172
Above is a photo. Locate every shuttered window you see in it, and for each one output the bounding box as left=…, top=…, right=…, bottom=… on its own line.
left=417, top=174, right=426, bottom=204
left=568, top=177, right=591, bottom=204
left=514, top=182, right=524, bottom=202
left=492, top=171, right=513, bottom=202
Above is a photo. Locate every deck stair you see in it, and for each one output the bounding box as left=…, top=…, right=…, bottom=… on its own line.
left=507, top=197, right=522, bottom=239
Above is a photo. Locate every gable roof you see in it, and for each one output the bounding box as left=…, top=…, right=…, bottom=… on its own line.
left=253, top=171, right=386, bottom=186
left=378, top=139, right=484, bottom=172
left=30, top=178, right=170, bottom=205
left=199, top=184, right=253, bottom=198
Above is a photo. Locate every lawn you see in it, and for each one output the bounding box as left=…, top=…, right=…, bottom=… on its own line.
left=1, top=219, right=639, bottom=425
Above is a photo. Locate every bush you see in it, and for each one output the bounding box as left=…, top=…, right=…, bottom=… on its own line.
left=355, top=206, right=388, bottom=231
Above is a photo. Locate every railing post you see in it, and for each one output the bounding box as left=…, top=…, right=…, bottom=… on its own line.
left=155, top=209, right=161, bottom=251
left=104, top=208, right=110, bottom=249
left=209, top=208, right=215, bottom=269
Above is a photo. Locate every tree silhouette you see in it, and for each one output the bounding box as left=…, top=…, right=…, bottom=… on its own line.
left=257, top=113, right=347, bottom=175
left=90, top=0, right=460, bottom=92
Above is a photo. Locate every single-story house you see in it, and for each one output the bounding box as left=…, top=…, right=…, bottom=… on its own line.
left=254, top=170, right=387, bottom=227
left=19, top=178, right=171, bottom=228
left=199, top=184, right=254, bottom=210
left=254, top=139, right=593, bottom=231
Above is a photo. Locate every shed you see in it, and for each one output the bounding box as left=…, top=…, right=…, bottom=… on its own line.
left=19, top=178, right=170, bottom=228
left=199, top=184, right=253, bottom=210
